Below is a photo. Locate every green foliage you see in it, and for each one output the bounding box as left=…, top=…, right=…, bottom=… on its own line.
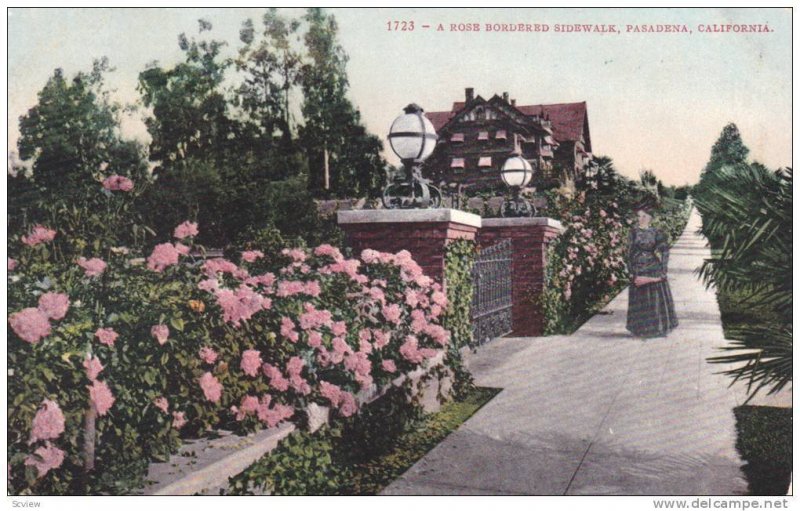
left=734, top=406, right=792, bottom=495
left=14, top=59, right=149, bottom=237
left=299, top=8, right=386, bottom=198
left=226, top=427, right=348, bottom=495
left=703, top=122, right=750, bottom=175
left=442, top=239, right=476, bottom=398
left=539, top=190, right=629, bottom=334
left=8, top=179, right=455, bottom=495
left=652, top=197, right=693, bottom=244
left=235, top=9, right=301, bottom=148
left=693, top=133, right=792, bottom=398
left=137, top=23, right=245, bottom=247
left=540, top=184, right=691, bottom=335
left=226, top=386, right=499, bottom=495
left=138, top=21, right=233, bottom=168
left=339, top=384, right=425, bottom=460
left=443, top=240, right=475, bottom=351
left=16, top=10, right=387, bottom=252
left=17, top=58, right=148, bottom=200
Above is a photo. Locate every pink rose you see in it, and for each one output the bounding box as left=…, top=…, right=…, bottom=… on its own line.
left=153, top=397, right=169, bottom=414
left=147, top=243, right=181, bottom=272
left=88, top=380, right=115, bottom=416
left=198, top=372, right=223, bottom=403
left=382, top=304, right=402, bottom=324
left=281, top=248, right=307, bottom=263
left=83, top=356, right=104, bottom=382
left=262, top=363, right=289, bottom=392
left=77, top=257, right=107, bottom=277
left=24, top=443, right=65, bottom=478
left=29, top=399, right=65, bottom=444
left=280, top=317, right=299, bottom=343
left=199, top=346, right=218, bottom=364
left=151, top=324, right=169, bottom=345
left=94, top=327, right=118, bottom=347
left=240, top=349, right=262, bottom=377
left=37, top=292, right=70, bottom=320
left=173, top=221, right=199, bottom=240
left=319, top=381, right=343, bottom=407
left=102, top=174, right=134, bottom=192
left=338, top=392, right=358, bottom=417
left=172, top=411, right=187, bottom=430
left=399, top=335, right=424, bottom=364
left=331, top=321, right=347, bottom=337
left=307, top=330, right=323, bottom=348
left=9, top=308, right=51, bottom=344
left=21, top=225, right=56, bottom=247
left=241, top=250, right=264, bottom=263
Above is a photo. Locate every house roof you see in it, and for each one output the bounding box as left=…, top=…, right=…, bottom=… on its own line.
left=516, top=102, right=588, bottom=147
left=425, top=110, right=457, bottom=132
left=425, top=99, right=590, bottom=150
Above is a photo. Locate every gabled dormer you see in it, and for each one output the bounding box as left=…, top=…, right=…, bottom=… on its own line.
left=440, top=92, right=538, bottom=137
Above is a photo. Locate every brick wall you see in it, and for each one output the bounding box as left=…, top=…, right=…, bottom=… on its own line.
left=338, top=210, right=562, bottom=338
left=340, top=220, right=478, bottom=284
left=479, top=222, right=562, bottom=336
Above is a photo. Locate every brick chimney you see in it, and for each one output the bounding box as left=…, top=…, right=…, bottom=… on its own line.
left=502, top=92, right=509, bottom=102
left=511, top=99, right=517, bottom=107
left=465, top=87, right=474, bottom=102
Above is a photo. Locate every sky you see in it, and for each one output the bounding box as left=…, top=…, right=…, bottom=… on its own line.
left=7, top=7, right=792, bottom=186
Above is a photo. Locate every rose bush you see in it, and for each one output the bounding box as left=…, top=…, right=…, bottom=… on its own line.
left=540, top=189, right=691, bottom=335
left=8, top=179, right=453, bottom=495
left=539, top=190, right=631, bottom=334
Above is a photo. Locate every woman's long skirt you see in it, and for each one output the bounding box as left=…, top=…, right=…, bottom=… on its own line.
left=626, top=279, right=679, bottom=338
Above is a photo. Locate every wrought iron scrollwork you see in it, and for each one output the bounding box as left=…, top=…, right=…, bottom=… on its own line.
left=501, top=195, right=536, bottom=217
left=382, top=165, right=442, bottom=209
left=471, top=239, right=513, bottom=345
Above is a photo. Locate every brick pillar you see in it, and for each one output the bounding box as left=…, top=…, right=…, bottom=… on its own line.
left=479, top=218, right=564, bottom=336
left=337, top=209, right=481, bottom=284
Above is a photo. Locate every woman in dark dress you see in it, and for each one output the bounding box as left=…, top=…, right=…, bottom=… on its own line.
left=626, top=203, right=679, bottom=338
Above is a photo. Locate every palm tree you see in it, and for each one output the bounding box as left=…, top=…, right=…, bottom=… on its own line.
left=693, top=163, right=792, bottom=400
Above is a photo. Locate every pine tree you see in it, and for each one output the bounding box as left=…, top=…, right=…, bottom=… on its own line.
left=703, top=123, right=750, bottom=174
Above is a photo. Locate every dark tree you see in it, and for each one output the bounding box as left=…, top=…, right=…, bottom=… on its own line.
left=298, top=8, right=385, bottom=198
left=704, top=123, right=750, bottom=175
left=17, top=58, right=147, bottom=206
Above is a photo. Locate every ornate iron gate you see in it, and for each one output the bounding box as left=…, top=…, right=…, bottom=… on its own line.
left=471, top=239, right=513, bottom=345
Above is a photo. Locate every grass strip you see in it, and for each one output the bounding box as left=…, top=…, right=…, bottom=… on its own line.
left=225, top=386, right=500, bottom=495
left=343, top=386, right=501, bottom=495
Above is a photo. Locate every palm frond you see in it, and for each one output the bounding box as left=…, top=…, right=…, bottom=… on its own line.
left=695, top=162, right=792, bottom=398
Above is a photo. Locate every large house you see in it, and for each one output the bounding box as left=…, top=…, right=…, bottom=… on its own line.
left=423, top=88, right=593, bottom=190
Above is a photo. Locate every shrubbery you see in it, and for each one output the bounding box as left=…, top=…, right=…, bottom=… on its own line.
left=539, top=191, right=631, bottom=334
left=8, top=177, right=456, bottom=495
left=693, top=124, right=792, bottom=397
left=539, top=174, right=692, bottom=335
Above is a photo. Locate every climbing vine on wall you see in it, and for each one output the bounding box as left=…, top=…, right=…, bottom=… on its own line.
left=442, top=239, right=476, bottom=398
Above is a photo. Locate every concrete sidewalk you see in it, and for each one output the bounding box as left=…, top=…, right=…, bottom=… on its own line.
left=383, top=209, right=790, bottom=496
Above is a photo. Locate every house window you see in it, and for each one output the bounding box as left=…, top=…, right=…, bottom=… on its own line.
left=451, top=157, right=465, bottom=169
left=495, top=130, right=507, bottom=140
left=477, top=131, right=489, bottom=141
left=478, top=156, right=492, bottom=168
left=450, top=133, right=465, bottom=142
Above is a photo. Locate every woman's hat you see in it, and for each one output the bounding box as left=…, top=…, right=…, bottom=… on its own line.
left=633, top=197, right=658, bottom=214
